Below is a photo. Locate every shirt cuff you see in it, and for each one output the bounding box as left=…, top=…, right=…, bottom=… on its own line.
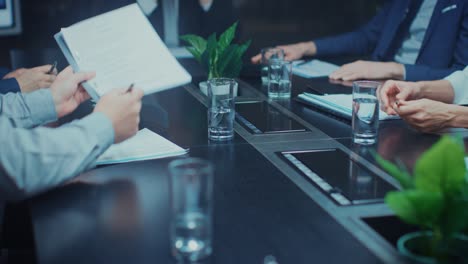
left=78, top=112, right=115, bottom=150
left=402, top=65, right=407, bottom=81
left=23, top=89, right=58, bottom=125
left=0, top=78, right=21, bottom=94
left=445, top=70, right=468, bottom=104
left=200, top=2, right=213, bottom=12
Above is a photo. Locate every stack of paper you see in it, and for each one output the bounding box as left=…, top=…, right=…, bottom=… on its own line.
left=292, top=60, right=340, bottom=78
left=55, top=4, right=191, bottom=101
left=96, top=128, right=188, bottom=165
left=297, top=93, right=400, bottom=121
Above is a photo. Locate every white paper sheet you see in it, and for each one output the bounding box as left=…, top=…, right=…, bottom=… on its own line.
left=96, top=128, right=188, bottom=165
left=59, top=4, right=191, bottom=97
left=293, top=60, right=340, bottom=78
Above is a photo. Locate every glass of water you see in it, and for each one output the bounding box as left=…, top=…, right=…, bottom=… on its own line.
left=169, top=158, right=214, bottom=261
left=261, top=47, right=285, bottom=84
left=207, top=78, right=236, bottom=141
left=352, top=81, right=381, bottom=145
left=268, top=60, right=292, bottom=99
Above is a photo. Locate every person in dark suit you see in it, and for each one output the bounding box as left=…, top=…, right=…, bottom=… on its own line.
left=0, top=65, right=56, bottom=94
left=252, top=0, right=468, bottom=82
left=89, top=0, right=237, bottom=40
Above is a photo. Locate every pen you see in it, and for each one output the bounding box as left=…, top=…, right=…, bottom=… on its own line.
left=127, top=83, right=135, bottom=93
left=307, top=85, right=324, bottom=95
left=47, top=61, right=57, bottom=74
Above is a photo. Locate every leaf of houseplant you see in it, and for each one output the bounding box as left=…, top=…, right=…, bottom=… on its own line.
left=439, top=197, right=468, bottom=237
left=414, top=136, right=466, bottom=193
left=180, top=34, right=207, bottom=63
left=201, top=33, right=218, bottom=79
left=385, top=190, right=443, bottom=228
left=217, top=22, right=238, bottom=55
left=375, top=155, right=414, bottom=190
left=218, top=40, right=251, bottom=78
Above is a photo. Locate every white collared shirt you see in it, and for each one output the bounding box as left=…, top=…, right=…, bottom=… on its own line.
left=446, top=67, right=468, bottom=104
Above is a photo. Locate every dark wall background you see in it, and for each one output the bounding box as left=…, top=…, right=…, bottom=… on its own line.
left=0, top=0, right=382, bottom=67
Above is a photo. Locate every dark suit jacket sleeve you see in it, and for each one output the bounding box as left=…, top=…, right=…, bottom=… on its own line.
left=404, top=3, right=468, bottom=81
left=313, top=1, right=392, bottom=57
left=0, top=68, right=20, bottom=94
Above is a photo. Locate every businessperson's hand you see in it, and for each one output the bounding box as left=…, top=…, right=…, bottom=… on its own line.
left=329, top=61, right=405, bottom=82
left=50, top=66, right=95, bottom=118
left=250, top=42, right=317, bottom=64
left=4, top=65, right=58, bottom=93
left=94, top=88, right=144, bottom=143
left=378, top=80, right=421, bottom=115
left=394, top=99, right=456, bottom=133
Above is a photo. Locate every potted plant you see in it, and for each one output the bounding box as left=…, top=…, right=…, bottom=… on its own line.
left=180, top=22, right=251, bottom=96
left=376, top=136, right=468, bottom=264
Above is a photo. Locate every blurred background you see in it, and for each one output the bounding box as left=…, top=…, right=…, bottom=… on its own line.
left=0, top=0, right=382, bottom=67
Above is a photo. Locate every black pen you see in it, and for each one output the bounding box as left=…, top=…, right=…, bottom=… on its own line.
left=307, top=85, right=324, bottom=95
left=47, top=61, right=57, bottom=74
left=127, top=83, right=135, bottom=93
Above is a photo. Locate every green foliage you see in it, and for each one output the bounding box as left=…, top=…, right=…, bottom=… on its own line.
left=181, top=22, right=251, bottom=79
left=377, top=136, right=468, bottom=255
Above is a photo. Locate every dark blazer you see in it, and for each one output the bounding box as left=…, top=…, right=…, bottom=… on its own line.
left=0, top=68, right=20, bottom=94
left=90, top=0, right=237, bottom=39
left=314, top=0, right=468, bottom=81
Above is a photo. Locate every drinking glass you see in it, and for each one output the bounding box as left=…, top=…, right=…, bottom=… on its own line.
left=169, top=158, right=214, bottom=261
left=207, top=78, right=236, bottom=141
left=268, top=60, right=292, bottom=98
left=352, top=81, right=381, bottom=145
left=261, top=47, right=285, bottom=84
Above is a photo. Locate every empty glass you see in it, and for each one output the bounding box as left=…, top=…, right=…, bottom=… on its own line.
left=207, top=78, right=236, bottom=141
left=268, top=60, right=292, bottom=99
left=261, top=47, right=285, bottom=84
left=352, top=81, right=381, bottom=145
left=169, top=158, right=214, bottom=261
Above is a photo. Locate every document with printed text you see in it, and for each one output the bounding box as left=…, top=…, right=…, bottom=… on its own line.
left=96, top=128, right=188, bottom=165
left=55, top=4, right=191, bottom=101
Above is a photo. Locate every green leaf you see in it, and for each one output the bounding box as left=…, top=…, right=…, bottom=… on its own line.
left=217, top=22, right=238, bottom=55
left=386, top=190, right=443, bottom=228
left=439, top=197, right=468, bottom=238
left=375, top=154, right=414, bottom=189
left=201, top=33, right=218, bottom=78
left=180, top=34, right=207, bottom=63
left=217, top=40, right=251, bottom=78
left=414, top=136, right=466, bottom=193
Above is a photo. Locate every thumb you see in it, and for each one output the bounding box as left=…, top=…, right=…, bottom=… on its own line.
left=395, top=88, right=412, bottom=101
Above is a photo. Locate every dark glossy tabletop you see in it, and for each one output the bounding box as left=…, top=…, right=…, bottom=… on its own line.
left=25, top=58, right=467, bottom=264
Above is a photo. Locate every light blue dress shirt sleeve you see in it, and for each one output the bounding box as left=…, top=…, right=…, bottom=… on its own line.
left=0, top=89, right=58, bottom=128
left=0, top=90, right=115, bottom=200
left=445, top=67, right=468, bottom=105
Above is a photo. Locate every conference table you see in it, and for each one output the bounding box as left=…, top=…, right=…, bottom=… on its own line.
left=12, top=55, right=466, bottom=264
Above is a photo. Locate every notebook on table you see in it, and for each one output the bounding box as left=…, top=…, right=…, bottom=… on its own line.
left=96, top=128, right=188, bottom=166
left=297, top=93, right=400, bottom=121
left=292, top=60, right=340, bottom=78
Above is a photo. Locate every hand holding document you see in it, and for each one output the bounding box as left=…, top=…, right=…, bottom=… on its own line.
left=55, top=4, right=191, bottom=101
left=96, top=128, right=188, bottom=165
left=298, top=93, right=400, bottom=121
left=292, top=60, right=340, bottom=78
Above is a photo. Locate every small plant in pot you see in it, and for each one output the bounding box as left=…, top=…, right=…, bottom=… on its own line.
left=180, top=22, right=251, bottom=96
left=376, top=136, right=468, bottom=264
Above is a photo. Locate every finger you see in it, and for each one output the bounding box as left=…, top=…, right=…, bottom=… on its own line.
left=131, top=88, right=144, bottom=100
left=34, top=65, right=55, bottom=73
left=251, top=54, right=262, bottom=64
left=284, top=54, right=296, bottom=61
left=393, top=101, right=421, bottom=116
left=342, top=73, right=361, bottom=81
left=73, top=71, right=96, bottom=84
left=395, top=87, right=412, bottom=101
